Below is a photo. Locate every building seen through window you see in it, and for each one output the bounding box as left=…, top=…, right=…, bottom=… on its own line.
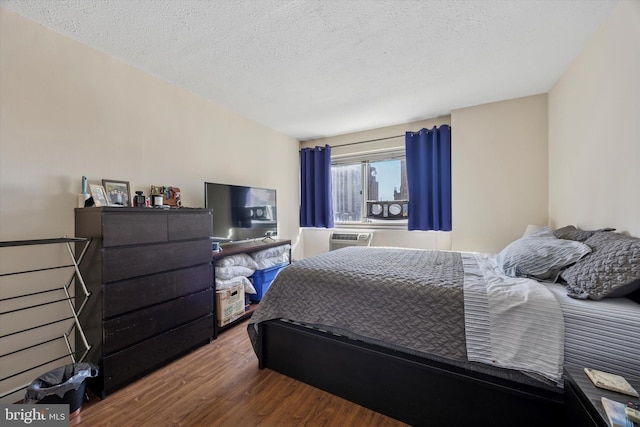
left=331, top=157, right=408, bottom=224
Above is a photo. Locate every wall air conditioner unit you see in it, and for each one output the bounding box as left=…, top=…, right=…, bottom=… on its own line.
left=329, top=232, right=373, bottom=251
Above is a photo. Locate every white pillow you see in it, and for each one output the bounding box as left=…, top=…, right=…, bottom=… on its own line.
left=250, top=244, right=291, bottom=261
left=522, top=224, right=543, bottom=237
left=215, top=253, right=258, bottom=269
left=496, top=227, right=591, bottom=280
left=216, top=276, right=256, bottom=294
left=215, top=265, right=255, bottom=280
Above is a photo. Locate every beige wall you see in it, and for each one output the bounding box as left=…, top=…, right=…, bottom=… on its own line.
left=0, top=8, right=299, bottom=402
left=0, top=8, right=299, bottom=243
left=300, top=116, right=450, bottom=152
left=302, top=96, right=549, bottom=256
left=548, top=0, right=640, bottom=237
left=451, top=94, right=549, bottom=253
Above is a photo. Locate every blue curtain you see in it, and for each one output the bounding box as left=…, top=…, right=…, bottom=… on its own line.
left=300, top=145, right=334, bottom=228
left=405, top=125, right=452, bottom=231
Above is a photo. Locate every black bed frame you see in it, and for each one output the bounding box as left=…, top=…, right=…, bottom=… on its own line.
left=256, top=319, right=564, bottom=426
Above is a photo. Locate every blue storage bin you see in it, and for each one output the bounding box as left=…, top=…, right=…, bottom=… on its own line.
left=250, top=263, right=288, bottom=302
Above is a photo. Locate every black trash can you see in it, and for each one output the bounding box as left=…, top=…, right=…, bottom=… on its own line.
left=24, top=362, right=98, bottom=415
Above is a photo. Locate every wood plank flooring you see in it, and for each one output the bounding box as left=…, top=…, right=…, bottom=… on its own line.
left=70, top=318, right=408, bottom=426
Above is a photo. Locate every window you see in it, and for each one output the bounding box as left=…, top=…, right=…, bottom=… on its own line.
left=331, top=151, right=408, bottom=226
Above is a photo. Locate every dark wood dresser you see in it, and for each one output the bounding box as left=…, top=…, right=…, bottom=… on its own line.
left=75, top=207, right=214, bottom=398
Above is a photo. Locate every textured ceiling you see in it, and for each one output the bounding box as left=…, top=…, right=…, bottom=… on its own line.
left=1, top=0, right=618, bottom=141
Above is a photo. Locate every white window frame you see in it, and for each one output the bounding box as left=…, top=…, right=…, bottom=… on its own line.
left=331, top=149, right=408, bottom=230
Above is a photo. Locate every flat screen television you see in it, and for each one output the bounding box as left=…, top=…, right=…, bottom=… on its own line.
left=204, top=182, right=277, bottom=242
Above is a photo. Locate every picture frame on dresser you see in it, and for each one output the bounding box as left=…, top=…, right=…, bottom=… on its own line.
left=89, top=184, right=110, bottom=207
left=102, top=179, right=131, bottom=207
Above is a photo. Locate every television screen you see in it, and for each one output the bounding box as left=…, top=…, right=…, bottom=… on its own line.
left=204, top=182, right=277, bottom=241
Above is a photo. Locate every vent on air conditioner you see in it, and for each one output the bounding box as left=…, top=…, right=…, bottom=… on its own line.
left=329, top=232, right=373, bottom=251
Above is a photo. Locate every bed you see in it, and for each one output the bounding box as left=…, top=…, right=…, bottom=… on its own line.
left=247, top=226, right=640, bottom=426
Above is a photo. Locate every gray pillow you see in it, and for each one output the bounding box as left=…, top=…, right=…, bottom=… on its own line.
left=496, top=227, right=592, bottom=280
left=553, top=225, right=615, bottom=242
left=561, top=232, right=640, bottom=300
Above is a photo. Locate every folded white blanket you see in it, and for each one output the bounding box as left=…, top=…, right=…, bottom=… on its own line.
left=215, top=253, right=258, bottom=269
left=250, top=244, right=291, bottom=261
left=215, top=265, right=255, bottom=280
left=216, top=276, right=257, bottom=295
left=255, top=253, right=289, bottom=270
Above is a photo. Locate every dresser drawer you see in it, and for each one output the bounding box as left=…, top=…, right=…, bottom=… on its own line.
left=103, top=264, right=212, bottom=318
left=102, top=315, right=213, bottom=395
left=102, top=213, right=168, bottom=247
left=102, top=239, right=212, bottom=282
left=168, top=212, right=212, bottom=241
left=103, top=289, right=213, bottom=354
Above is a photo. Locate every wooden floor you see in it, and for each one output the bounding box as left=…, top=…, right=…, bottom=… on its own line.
left=70, top=318, right=408, bottom=426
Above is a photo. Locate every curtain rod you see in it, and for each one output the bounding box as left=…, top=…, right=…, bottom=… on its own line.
left=330, top=134, right=404, bottom=149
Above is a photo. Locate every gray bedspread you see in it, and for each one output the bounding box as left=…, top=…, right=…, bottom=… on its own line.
left=248, top=246, right=566, bottom=388
left=248, top=246, right=468, bottom=362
